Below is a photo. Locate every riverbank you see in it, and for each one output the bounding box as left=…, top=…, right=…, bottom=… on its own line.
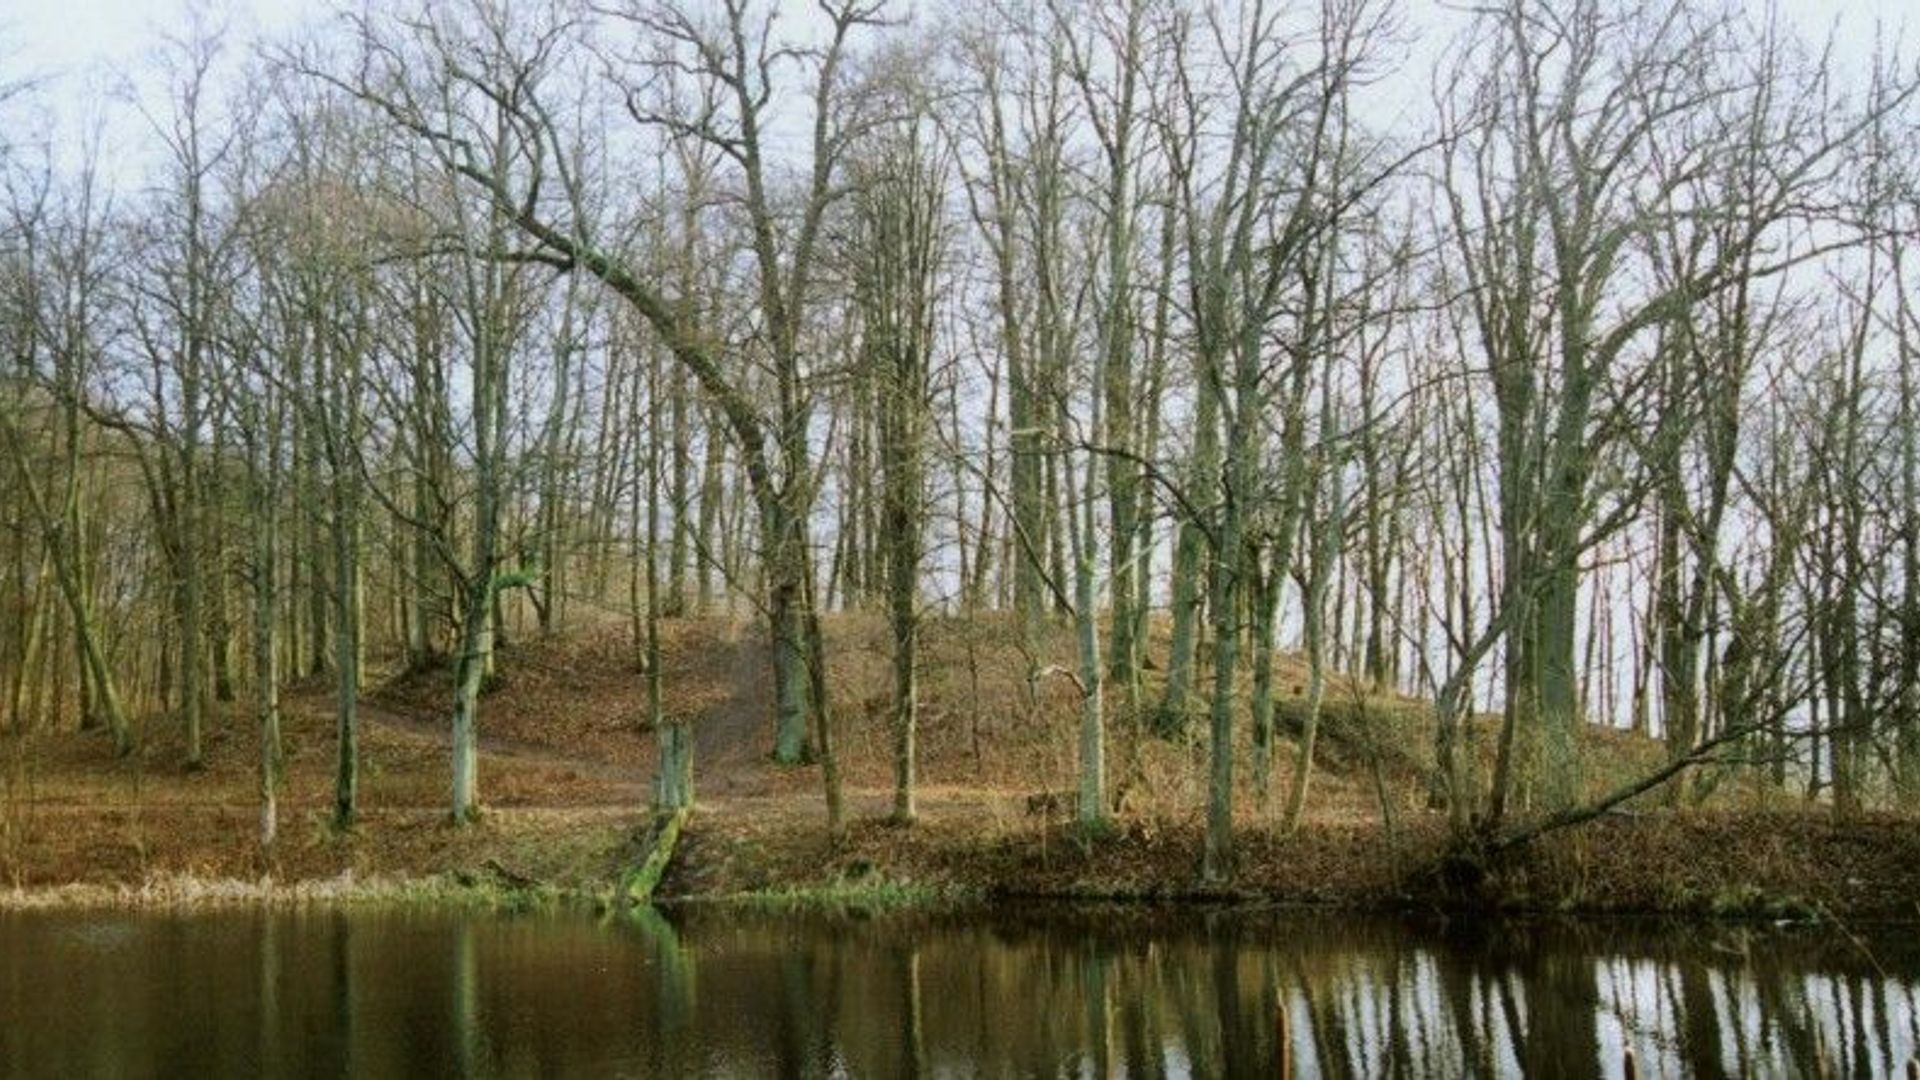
left=4, top=617, right=1917, bottom=921
left=5, top=797, right=1916, bottom=923
left=666, top=801, right=1920, bottom=921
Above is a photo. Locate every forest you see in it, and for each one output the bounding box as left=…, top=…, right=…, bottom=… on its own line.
left=3, top=0, right=1920, bottom=907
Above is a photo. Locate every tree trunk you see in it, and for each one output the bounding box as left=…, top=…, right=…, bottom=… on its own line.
left=331, top=487, right=360, bottom=830
left=1068, top=442, right=1107, bottom=832
left=1284, top=463, right=1343, bottom=832
left=647, top=362, right=691, bottom=811
left=1248, top=541, right=1282, bottom=798
left=450, top=570, right=491, bottom=823
left=1159, top=372, right=1219, bottom=735
left=1, top=413, right=132, bottom=755
left=765, top=496, right=813, bottom=765
left=252, top=442, right=282, bottom=855
left=1201, top=468, right=1242, bottom=883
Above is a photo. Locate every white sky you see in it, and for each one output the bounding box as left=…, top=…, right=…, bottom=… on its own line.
left=4, top=0, right=309, bottom=76
left=7, top=0, right=1907, bottom=78
left=2, top=0, right=320, bottom=173
left=1, top=0, right=1910, bottom=180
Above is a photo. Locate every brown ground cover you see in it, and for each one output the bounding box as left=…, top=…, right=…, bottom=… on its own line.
left=4, top=613, right=1917, bottom=920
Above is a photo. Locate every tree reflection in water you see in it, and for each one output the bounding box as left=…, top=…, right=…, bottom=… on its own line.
left=0, top=906, right=1914, bottom=1076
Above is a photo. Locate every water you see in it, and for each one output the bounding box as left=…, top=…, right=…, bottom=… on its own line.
left=1, top=903, right=1915, bottom=1078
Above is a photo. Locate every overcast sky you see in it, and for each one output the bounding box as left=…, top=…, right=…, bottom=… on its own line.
left=3, top=0, right=1911, bottom=178
left=7, top=0, right=307, bottom=80
left=10, top=0, right=1908, bottom=72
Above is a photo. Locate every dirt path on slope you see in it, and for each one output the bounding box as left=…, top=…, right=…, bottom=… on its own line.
left=346, top=620, right=778, bottom=804
left=694, top=624, right=776, bottom=796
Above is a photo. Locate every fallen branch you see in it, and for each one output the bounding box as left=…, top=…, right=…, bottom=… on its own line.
left=621, top=807, right=691, bottom=905
left=1487, top=719, right=1799, bottom=856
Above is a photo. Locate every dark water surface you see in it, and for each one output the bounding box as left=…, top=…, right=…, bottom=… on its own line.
left=1, top=902, right=1915, bottom=1077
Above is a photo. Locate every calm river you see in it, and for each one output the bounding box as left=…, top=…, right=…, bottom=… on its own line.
left=1, top=903, right=1914, bottom=1077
